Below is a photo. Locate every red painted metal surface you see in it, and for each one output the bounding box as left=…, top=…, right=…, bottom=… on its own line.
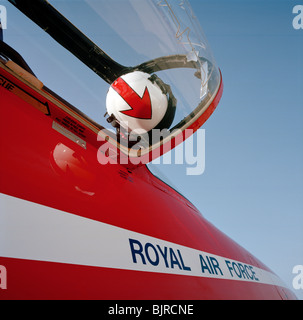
left=0, top=257, right=291, bottom=300
left=0, top=64, right=296, bottom=300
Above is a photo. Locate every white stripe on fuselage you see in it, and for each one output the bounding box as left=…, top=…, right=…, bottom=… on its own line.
left=0, top=193, right=285, bottom=288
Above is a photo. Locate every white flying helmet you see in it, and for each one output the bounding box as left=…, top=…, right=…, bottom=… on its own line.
left=106, top=71, right=176, bottom=135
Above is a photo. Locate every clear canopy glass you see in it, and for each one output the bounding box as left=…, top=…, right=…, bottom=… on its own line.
left=7, top=0, right=222, bottom=163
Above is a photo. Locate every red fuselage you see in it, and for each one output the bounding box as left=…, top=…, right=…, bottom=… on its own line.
left=0, top=62, right=296, bottom=300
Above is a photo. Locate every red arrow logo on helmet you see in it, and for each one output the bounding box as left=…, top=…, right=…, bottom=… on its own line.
left=112, top=77, right=152, bottom=120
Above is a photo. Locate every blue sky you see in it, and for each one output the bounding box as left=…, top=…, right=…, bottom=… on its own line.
left=172, top=0, right=303, bottom=299
left=2, top=0, right=302, bottom=299
left=151, top=0, right=303, bottom=299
